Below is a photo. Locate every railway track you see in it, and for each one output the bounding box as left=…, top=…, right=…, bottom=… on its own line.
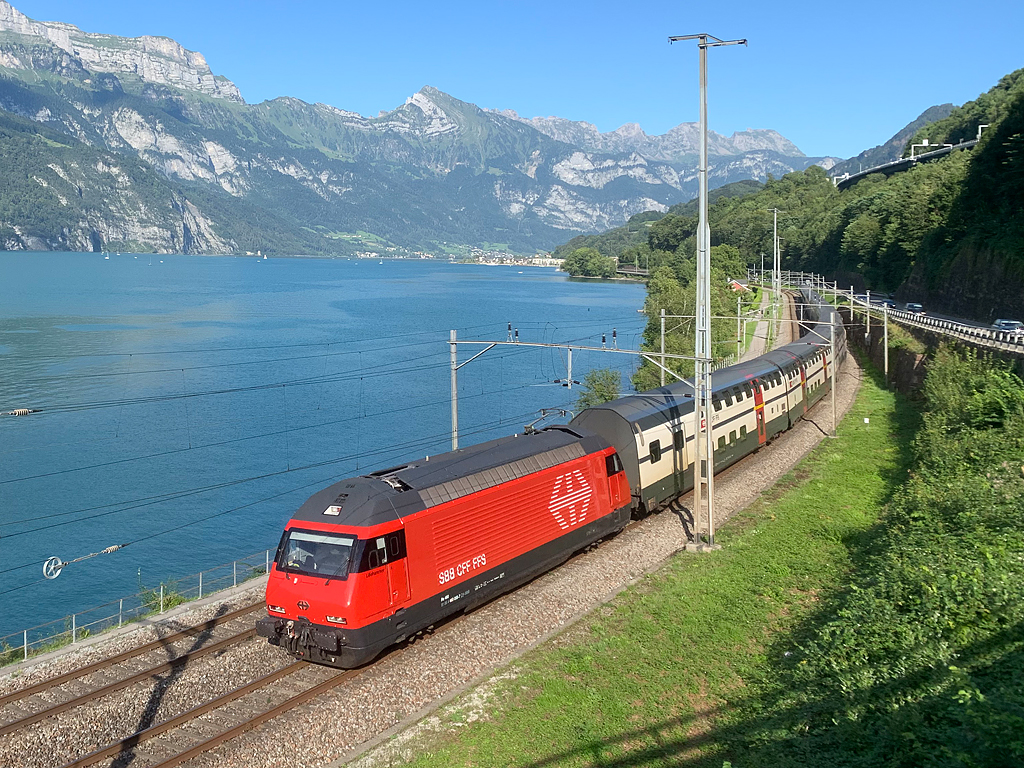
left=7, top=533, right=616, bottom=768
left=2, top=525, right=604, bottom=768
left=0, top=603, right=263, bottom=736
left=58, top=661, right=352, bottom=768
left=47, top=618, right=462, bottom=768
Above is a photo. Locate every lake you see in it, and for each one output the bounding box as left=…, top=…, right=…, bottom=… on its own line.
left=0, top=253, right=645, bottom=637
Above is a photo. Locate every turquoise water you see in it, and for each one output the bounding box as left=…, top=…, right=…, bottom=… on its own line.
left=0, top=253, right=645, bottom=636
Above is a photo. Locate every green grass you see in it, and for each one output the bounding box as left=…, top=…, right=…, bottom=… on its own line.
left=843, top=304, right=927, bottom=355
left=397, top=358, right=914, bottom=767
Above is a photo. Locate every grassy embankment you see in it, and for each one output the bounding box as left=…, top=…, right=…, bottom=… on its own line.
left=394, top=347, right=1024, bottom=767
left=393, top=359, right=909, bottom=766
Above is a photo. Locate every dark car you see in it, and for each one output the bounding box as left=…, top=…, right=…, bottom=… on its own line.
left=905, top=303, right=925, bottom=314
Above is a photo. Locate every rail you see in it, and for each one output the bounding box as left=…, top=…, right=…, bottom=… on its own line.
left=0, top=548, right=273, bottom=666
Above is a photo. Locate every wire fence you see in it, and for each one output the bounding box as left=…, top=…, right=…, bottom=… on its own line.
left=0, top=548, right=272, bottom=667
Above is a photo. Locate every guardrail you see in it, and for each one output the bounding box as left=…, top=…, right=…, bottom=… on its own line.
left=832, top=139, right=979, bottom=191
left=1, top=548, right=273, bottom=666
left=747, top=268, right=1024, bottom=362
left=887, top=310, right=1024, bottom=353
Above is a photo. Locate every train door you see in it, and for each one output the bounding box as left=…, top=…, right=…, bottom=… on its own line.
left=359, top=537, right=393, bottom=620
left=799, top=367, right=808, bottom=415
left=383, top=531, right=410, bottom=606
left=819, top=348, right=827, bottom=397
left=753, top=382, right=767, bottom=445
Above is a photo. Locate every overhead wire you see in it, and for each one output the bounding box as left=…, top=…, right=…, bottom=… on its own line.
left=0, top=374, right=553, bottom=487
left=0, top=406, right=546, bottom=584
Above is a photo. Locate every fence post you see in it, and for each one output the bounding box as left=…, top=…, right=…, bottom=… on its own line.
left=119, top=599, right=123, bottom=628
left=233, top=560, right=237, bottom=588
left=23, top=630, right=27, bottom=661
left=72, top=613, right=77, bottom=644
left=160, top=585, right=164, bottom=614
left=199, top=572, right=203, bottom=600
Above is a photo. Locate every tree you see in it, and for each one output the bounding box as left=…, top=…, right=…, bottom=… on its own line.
left=576, top=369, right=622, bottom=410
left=561, top=247, right=616, bottom=278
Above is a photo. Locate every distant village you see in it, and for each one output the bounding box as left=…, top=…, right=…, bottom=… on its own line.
left=352, top=246, right=563, bottom=268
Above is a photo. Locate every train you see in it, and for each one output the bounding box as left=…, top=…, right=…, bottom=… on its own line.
left=256, top=289, right=847, bottom=667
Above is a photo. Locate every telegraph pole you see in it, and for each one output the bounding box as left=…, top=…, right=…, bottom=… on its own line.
left=769, top=208, right=784, bottom=346
left=670, top=32, right=746, bottom=550
left=660, top=308, right=666, bottom=386
left=736, top=295, right=742, bottom=360
left=450, top=330, right=459, bottom=450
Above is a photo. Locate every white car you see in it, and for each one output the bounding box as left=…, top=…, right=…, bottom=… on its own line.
left=992, top=319, right=1024, bottom=340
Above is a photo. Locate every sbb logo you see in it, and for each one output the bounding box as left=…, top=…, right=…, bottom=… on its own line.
left=549, top=470, right=592, bottom=530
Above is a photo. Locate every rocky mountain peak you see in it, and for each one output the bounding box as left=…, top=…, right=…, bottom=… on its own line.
left=0, top=0, right=243, bottom=102
left=504, top=111, right=808, bottom=162
left=612, top=122, right=646, bottom=139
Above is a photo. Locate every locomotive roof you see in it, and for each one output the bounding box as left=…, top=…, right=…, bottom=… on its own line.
left=289, top=426, right=610, bottom=529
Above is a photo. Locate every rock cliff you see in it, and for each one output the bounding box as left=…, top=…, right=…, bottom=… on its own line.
left=0, top=0, right=242, bottom=102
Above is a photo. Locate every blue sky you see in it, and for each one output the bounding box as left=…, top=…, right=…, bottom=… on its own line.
left=12, top=0, right=1024, bottom=159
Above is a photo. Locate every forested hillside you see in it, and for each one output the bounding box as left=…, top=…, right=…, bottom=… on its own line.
left=553, top=179, right=763, bottom=265
left=558, top=68, right=1024, bottom=323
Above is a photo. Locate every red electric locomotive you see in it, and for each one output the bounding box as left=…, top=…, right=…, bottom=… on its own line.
left=257, top=426, right=631, bottom=667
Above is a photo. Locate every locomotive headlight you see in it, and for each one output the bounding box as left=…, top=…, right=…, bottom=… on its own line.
left=268, top=605, right=286, bottom=614
left=326, top=615, right=347, bottom=625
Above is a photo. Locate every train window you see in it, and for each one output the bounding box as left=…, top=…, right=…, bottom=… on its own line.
left=717, top=436, right=726, bottom=450
left=605, top=452, right=624, bottom=476
left=734, top=388, right=743, bottom=402
left=729, top=430, right=737, bottom=444
left=724, top=393, right=733, bottom=406
left=278, top=529, right=356, bottom=579
left=740, top=425, right=747, bottom=438
left=673, top=431, right=684, bottom=451
left=352, top=534, right=404, bottom=572
left=650, top=440, right=662, bottom=463
left=714, top=399, right=722, bottom=412
left=387, top=531, right=407, bottom=559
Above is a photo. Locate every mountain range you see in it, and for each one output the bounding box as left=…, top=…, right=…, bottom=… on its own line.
left=0, top=1, right=836, bottom=255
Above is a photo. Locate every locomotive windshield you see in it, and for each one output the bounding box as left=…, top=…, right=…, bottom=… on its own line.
left=277, top=529, right=356, bottom=580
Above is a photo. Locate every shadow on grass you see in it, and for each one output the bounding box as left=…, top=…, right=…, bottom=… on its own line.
left=511, top=619, right=1023, bottom=768
left=517, top=352, right=1024, bottom=768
